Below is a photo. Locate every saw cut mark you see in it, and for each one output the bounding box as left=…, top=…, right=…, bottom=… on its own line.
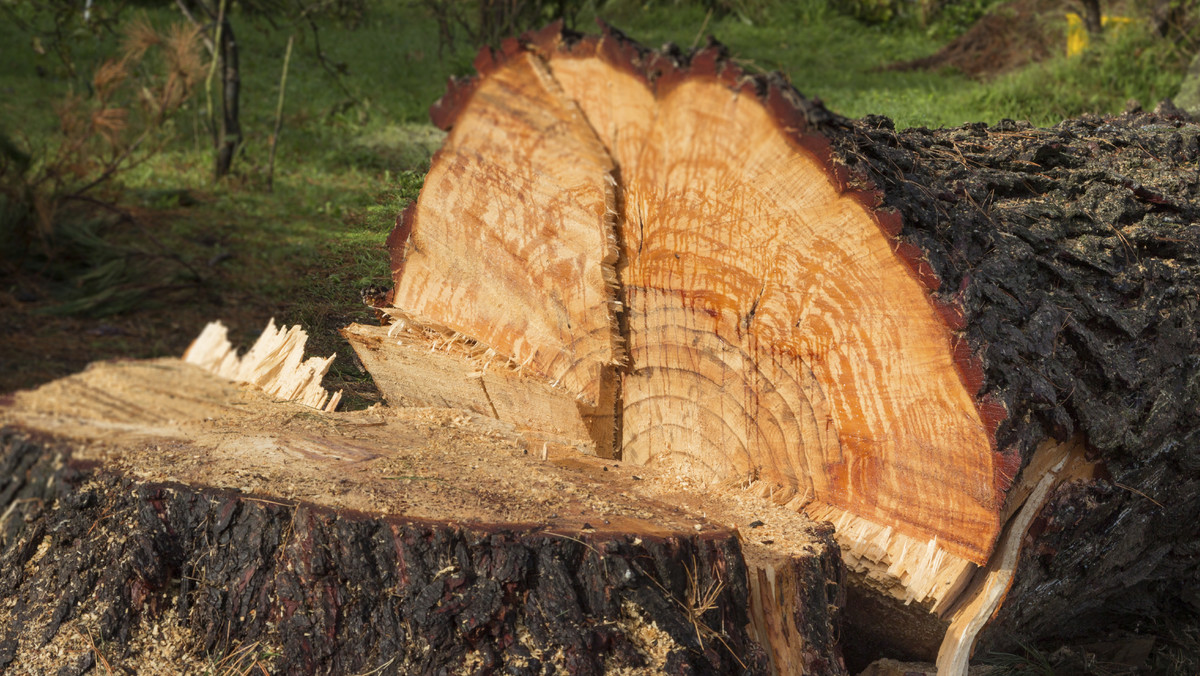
left=390, top=51, right=623, bottom=407
left=184, top=319, right=341, bottom=412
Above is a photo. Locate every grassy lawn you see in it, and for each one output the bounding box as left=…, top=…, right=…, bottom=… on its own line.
left=0, top=0, right=1194, bottom=405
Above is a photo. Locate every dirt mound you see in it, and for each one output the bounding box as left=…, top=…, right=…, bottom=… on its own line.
left=891, top=0, right=1063, bottom=79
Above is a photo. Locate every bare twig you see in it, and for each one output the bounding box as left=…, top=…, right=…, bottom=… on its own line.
left=539, top=530, right=602, bottom=556
left=0, top=498, right=41, bottom=546
left=204, top=0, right=228, bottom=141
left=76, top=626, right=114, bottom=675
left=61, top=131, right=150, bottom=199
left=1114, top=481, right=1164, bottom=508
left=302, top=11, right=360, bottom=105
left=684, top=557, right=725, bottom=651
left=352, top=656, right=397, bottom=676
left=267, top=35, right=295, bottom=192
left=690, top=9, right=712, bottom=50
left=629, top=559, right=747, bottom=670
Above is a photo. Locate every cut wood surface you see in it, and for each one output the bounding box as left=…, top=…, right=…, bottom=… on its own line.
left=0, top=356, right=845, bottom=674
left=388, top=50, right=623, bottom=409
left=382, top=21, right=1200, bottom=670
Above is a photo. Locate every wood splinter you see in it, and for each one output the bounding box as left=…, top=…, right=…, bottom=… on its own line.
left=185, top=318, right=342, bottom=412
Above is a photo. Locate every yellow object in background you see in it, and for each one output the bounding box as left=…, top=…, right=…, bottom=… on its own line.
left=1066, top=12, right=1139, bottom=57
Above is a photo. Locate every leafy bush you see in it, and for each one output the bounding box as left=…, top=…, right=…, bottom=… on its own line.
left=834, top=0, right=1004, bottom=33
left=424, top=0, right=594, bottom=51
left=839, top=0, right=904, bottom=24
left=924, top=0, right=1006, bottom=40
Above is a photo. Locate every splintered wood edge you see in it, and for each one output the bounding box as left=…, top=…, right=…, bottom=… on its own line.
left=394, top=48, right=623, bottom=406
left=805, top=502, right=975, bottom=612
left=184, top=319, right=342, bottom=412
left=936, top=436, right=1095, bottom=674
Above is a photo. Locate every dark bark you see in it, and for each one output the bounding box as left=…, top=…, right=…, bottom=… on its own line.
left=1080, top=0, right=1103, bottom=35
left=215, top=13, right=241, bottom=179
left=185, top=0, right=242, bottom=179
left=0, top=426, right=848, bottom=674
left=819, top=108, right=1200, bottom=654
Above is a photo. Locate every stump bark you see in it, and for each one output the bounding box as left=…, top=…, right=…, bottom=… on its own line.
left=377, top=22, right=1200, bottom=672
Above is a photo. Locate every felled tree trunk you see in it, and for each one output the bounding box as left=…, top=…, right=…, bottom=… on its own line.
left=378, top=22, right=1200, bottom=672
left=0, top=356, right=844, bottom=675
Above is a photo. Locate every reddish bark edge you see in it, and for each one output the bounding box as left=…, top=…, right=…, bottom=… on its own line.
left=404, top=22, right=1007, bottom=522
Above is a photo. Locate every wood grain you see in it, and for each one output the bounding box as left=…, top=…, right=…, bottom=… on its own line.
left=389, top=52, right=622, bottom=407
left=392, top=29, right=1000, bottom=594
left=544, top=43, right=998, bottom=564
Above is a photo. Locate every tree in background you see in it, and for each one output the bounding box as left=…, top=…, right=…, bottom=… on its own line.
left=1078, top=0, right=1101, bottom=34
left=174, top=0, right=242, bottom=180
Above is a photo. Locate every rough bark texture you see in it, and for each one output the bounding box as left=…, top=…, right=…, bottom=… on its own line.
left=215, top=12, right=240, bottom=179
left=821, top=107, right=1200, bottom=652
left=0, top=427, right=782, bottom=675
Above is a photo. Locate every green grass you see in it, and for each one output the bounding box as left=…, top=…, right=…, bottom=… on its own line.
left=597, top=1, right=1194, bottom=127
left=599, top=0, right=984, bottom=127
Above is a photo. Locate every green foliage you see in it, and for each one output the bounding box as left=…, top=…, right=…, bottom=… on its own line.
left=422, top=0, right=594, bottom=52
left=0, top=0, right=132, bottom=78
left=0, top=11, right=208, bottom=315
left=33, top=212, right=205, bottom=318
left=838, top=0, right=901, bottom=25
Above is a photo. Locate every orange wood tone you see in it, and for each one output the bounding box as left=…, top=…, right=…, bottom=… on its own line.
left=390, top=30, right=1000, bottom=564
left=389, top=52, right=622, bottom=406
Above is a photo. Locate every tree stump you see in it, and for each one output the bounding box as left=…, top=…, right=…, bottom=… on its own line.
left=374, top=22, right=1200, bottom=673
left=0, top=357, right=844, bottom=674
